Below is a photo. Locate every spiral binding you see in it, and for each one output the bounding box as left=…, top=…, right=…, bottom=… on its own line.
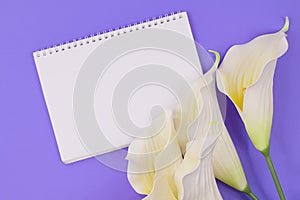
left=34, top=11, right=184, bottom=58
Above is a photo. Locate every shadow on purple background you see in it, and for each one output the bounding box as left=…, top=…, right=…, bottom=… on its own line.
left=1, top=0, right=299, bottom=199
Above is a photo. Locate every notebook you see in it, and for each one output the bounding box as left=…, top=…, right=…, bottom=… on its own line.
left=33, top=12, right=203, bottom=164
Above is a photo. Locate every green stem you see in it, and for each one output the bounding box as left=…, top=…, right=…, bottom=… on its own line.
left=247, top=191, right=259, bottom=200
left=261, top=147, right=286, bottom=200
left=243, top=185, right=259, bottom=200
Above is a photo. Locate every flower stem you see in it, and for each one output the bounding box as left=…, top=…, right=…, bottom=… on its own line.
left=243, top=185, right=259, bottom=200
left=261, top=147, right=286, bottom=200
left=247, top=191, right=259, bottom=200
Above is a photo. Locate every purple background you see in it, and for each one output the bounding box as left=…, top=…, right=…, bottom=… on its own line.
left=1, top=0, right=299, bottom=199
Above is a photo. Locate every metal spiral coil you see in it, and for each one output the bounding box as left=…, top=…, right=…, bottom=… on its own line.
left=34, top=11, right=184, bottom=58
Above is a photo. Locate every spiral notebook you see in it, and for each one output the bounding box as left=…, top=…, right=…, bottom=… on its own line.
left=33, top=12, right=203, bottom=164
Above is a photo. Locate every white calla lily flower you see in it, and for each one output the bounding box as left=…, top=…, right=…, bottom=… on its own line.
left=216, top=17, right=289, bottom=152
left=216, top=18, right=289, bottom=200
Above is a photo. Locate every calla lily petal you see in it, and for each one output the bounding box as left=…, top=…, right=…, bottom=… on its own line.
left=212, top=127, right=249, bottom=192
left=126, top=111, right=180, bottom=195
left=216, top=17, right=289, bottom=151
left=174, top=122, right=223, bottom=200
left=181, top=146, right=222, bottom=200
left=242, top=60, right=277, bottom=151
left=143, top=175, right=178, bottom=200
left=143, top=130, right=182, bottom=200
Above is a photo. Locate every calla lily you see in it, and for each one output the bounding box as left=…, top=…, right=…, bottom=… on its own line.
left=216, top=17, right=289, bottom=200
left=216, top=17, right=289, bottom=152
left=174, top=60, right=223, bottom=199
left=126, top=111, right=182, bottom=198
left=174, top=51, right=257, bottom=198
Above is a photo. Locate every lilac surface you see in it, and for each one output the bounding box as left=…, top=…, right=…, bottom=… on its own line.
left=1, top=0, right=299, bottom=199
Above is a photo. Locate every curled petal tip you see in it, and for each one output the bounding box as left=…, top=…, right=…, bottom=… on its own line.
left=281, top=16, right=289, bottom=32
left=208, top=50, right=220, bottom=67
